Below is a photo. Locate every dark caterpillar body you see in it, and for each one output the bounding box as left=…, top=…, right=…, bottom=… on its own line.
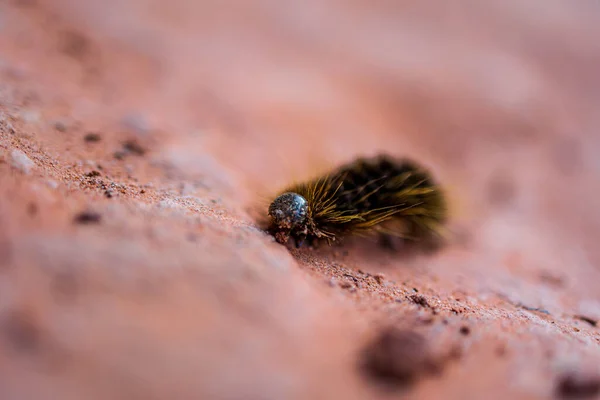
left=267, top=154, right=447, bottom=248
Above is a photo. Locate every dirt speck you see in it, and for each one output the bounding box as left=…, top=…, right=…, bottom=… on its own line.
left=409, top=294, right=431, bottom=308
left=60, top=31, right=91, bottom=59
left=2, top=309, right=41, bottom=353
left=539, top=271, right=566, bottom=287
left=459, top=326, right=471, bottom=336
left=53, top=121, right=68, bottom=132
left=123, top=139, right=146, bottom=156
left=517, top=303, right=550, bottom=315
left=84, top=132, right=102, bottom=143
left=574, top=316, right=597, bottom=327
left=27, top=202, right=38, bottom=216
left=556, top=372, right=600, bottom=399
left=73, top=211, right=102, bottom=224
left=495, top=344, right=507, bottom=357
left=360, top=327, right=440, bottom=387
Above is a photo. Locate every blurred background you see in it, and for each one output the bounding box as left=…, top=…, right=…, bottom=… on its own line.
left=1, top=0, right=600, bottom=399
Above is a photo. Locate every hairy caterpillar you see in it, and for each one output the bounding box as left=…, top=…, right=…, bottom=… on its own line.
left=266, top=154, right=447, bottom=248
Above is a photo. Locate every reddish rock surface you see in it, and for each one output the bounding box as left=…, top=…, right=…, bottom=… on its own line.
left=1, top=1, right=600, bottom=399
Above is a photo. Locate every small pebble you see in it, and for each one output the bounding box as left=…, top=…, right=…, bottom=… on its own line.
left=360, top=327, right=438, bottom=386
left=556, top=372, right=600, bottom=399
left=53, top=121, right=68, bottom=132
left=340, top=281, right=354, bottom=289
left=123, top=139, right=146, bottom=156
left=73, top=211, right=101, bottom=224
left=374, top=273, right=386, bottom=284
left=409, top=294, right=430, bottom=308
left=84, top=132, right=102, bottom=142
left=10, top=149, right=35, bottom=174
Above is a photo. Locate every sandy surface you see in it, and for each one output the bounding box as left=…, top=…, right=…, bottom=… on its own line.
left=1, top=1, right=600, bottom=399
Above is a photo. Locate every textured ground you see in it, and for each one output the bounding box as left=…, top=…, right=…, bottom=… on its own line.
left=1, top=1, right=600, bottom=399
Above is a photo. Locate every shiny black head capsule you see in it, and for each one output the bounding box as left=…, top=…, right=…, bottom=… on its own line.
left=268, top=192, right=309, bottom=244
left=268, top=192, right=308, bottom=230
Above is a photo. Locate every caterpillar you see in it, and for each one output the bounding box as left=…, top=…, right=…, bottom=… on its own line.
left=266, top=154, right=447, bottom=248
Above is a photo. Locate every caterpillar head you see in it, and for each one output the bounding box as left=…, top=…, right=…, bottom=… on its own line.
left=268, top=192, right=308, bottom=243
